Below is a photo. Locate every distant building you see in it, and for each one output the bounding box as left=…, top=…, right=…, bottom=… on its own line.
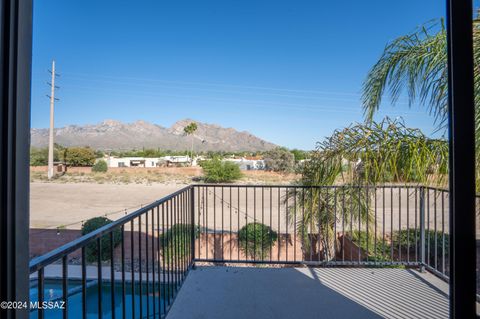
left=105, top=155, right=193, bottom=168
left=106, top=156, right=160, bottom=168
left=224, top=157, right=265, bottom=170
left=161, top=156, right=192, bottom=167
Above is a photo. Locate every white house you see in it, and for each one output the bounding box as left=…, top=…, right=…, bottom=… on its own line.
left=224, top=157, right=265, bottom=171
left=105, top=156, right=160, bottom=168
left=160, top=156, right=192, bottom=167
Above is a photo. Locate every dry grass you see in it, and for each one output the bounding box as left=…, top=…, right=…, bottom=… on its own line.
left=30, top=166, right=299, bottom=185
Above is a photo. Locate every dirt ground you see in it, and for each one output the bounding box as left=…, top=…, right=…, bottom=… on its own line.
left=29, top=168, right=299, bottom=230
left=30, top=182, right=186, bottom=229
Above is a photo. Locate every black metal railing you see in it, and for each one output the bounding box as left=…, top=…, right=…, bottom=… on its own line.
left=193, top=185, right=451, bottom=275
left=29, top=186, right=195, bottom=319
left=29, top=184, right=461, bottom=319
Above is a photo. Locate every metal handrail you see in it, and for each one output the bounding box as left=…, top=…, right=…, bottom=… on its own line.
left=29, top=185, right=193, bottom=273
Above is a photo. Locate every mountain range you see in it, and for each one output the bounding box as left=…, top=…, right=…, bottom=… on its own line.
left=30, top=119, right=277, bottom=152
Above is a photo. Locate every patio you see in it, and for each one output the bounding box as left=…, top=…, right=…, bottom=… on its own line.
left=166, top=266, right=449, bottom=319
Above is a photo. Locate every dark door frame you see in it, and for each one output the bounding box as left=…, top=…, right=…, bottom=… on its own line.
left=0, top=1, right=477, bottom=318
left=0, top=1, right=33, bottom=319
left=446, top=0, right=477, bottom=318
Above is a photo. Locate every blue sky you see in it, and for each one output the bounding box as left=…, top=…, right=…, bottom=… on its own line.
left=31, top=0, right=447, bottom=150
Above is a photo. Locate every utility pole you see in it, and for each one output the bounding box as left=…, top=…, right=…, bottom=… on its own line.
left=47, top=60, right=59, bottom=179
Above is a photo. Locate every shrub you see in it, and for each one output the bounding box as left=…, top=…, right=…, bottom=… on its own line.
left=349, top=229, right=449, bottom=268
left=200, top=159, right=243, bottom=183
left=65, top=147, right=96, bottom=166
left=238, top=223, right=277, bottom=260
left=92, top=160, right=108, bottom=173
left=161, top=224, right=199, bottom=263
left=263, top=147, right=295, bottom=172
left=81, top=217, right=121, bottom=263
left=30, top=147, right=59, bottom=166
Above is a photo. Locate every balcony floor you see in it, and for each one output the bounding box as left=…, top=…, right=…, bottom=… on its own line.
left=166, top=266, right=449, bottom=319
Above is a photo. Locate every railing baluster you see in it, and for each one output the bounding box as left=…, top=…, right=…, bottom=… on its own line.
left=167, top=200, right=172, bottom=306
left=292, top=187, right=297, bottom=261
left=308, top=188, right=316, bottom=261
left=374, top=186, right=377, bottom=266
left=238, top=187, right=240, bottom=261
left=365, top=186, right=368, bottom=262
left=358, top=187, right=361, bottom=264
left=121, top=226, right=126, bottom=319
left=398, top=188, right=402, bottom=262
left=130, top=220, right=135, bottom=319
left=97, top=238, right=102, bottom=319
left=38, top=268, right=44, bottom=319
left=390, top=188, right=393, bottom=261
left=270, top=187, right=273, bottom=261
left=382, top=187, right=386, bottom=259
left=162, top=203, right=167, bottom=315
left=261, top=187, right=265, bottom=262
left=151, top=208, right=156, bottom=318
left=245, top=187, right=248, bottom=260
left=434, top=188, right=438, bottom=271
left=285, top=187, right=288, bottom=262
left=156, top=205, right=162, bottom=316
left=109, top=232, right=115, bottom=319
left=318, top=188, right=322, bottom=262
left=222, top=187, right=224, bottom=261
left=415, top=188, right=418, bottom=263
left=138, top=215, right=142, bottom=319
left=406, top=188, right=410, bottom=263
left=82, top=247, right=86, bottom=319
left=427, top=189, right=430, bottom=267
left=342, top=187, right=346, bottom=262
left=145, top=211, right=150, bottom=319
left=334, top=188, right=338, bottom=262
left=420, top=187, right=426, bottom=272
left=62, top=256, right=68, bottom=319
left=205, top=187, right=208, bottom=260
left=277, top=188, right=281, bottom=262
left=442, top=191, right=446, bottom=274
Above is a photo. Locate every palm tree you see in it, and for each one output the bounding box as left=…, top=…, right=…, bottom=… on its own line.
left=183, top=122, right=198, bottom=166
left=362, top=17, right=480, bottom=187
left=292, top=118, right=448, bottom=260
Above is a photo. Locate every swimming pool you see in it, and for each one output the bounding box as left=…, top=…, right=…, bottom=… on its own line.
left=30, top=279, right=172, bottom=319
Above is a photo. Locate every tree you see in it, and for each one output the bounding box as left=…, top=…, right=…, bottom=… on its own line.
left=291, top=149, right=308, bottom=162
left=200, top=158, right=243, bottom=183
left=183, top=122, right=198, bottom=166
left=65, top=147, right=96, bottom=166
left=292, top=118, right=448, bottom=260
left=362, top=17, right=480, bottom=188
left=263, top=147, right=295, bottom=173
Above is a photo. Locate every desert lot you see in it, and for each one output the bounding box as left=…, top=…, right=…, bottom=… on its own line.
left=30, top=182, right=185, bottom=229
left=30, top=168, right=299, bottom=230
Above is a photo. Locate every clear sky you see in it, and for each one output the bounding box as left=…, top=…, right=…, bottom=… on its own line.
left=31, top=0, right=448, bottom=150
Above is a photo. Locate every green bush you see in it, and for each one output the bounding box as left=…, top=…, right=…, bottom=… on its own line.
left=81, top=217, right=121, bottom=263
left=92, top=160, right=108, bottom=173
left=238, top=223, right=277, bottom=260
left=200, top=158, right=243, bottom=183
left=65, top=147, right=96, bottom=166
left=30, top=147, right=59, bottom=166
left=161, top=224, right=198, bottom=264
left=349, top=229, right=449, bottom=268
left=263, top=147, right=295, bottom=172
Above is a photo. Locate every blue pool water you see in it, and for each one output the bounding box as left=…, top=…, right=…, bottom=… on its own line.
left=30, top=280, right=172, bottom=319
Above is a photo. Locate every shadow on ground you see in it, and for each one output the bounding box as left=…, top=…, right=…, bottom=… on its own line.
left=166, top=267, right=449, bottom=319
